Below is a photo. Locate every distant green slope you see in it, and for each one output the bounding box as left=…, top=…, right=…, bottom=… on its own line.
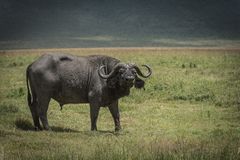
left=0, top=0, right=239, bottom=49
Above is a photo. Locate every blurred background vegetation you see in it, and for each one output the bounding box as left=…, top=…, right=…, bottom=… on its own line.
left=0, top=0, right=240, bottom=49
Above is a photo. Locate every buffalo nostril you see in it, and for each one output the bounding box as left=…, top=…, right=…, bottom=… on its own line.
left=125, top=76, right=134, bottom=81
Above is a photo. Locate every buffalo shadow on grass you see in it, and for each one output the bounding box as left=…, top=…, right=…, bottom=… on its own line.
left=15, top=118, right=79, bottom=132
left=50, top=126, right=80, bottom=133
left=15, top=118, right=120, bottom=135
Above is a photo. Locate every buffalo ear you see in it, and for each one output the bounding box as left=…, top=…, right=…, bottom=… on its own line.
left=134, top=76, right=145, bottom=89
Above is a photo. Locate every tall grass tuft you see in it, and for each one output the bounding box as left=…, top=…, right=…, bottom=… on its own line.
left=7, top=87, right=25, bottom=98
left=15, top=117, right=34, bottom=130
left=0, top=103, right=19, bottom=113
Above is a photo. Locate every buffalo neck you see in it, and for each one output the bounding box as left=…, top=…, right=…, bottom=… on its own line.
left=108, top=85, right=131, bottom=101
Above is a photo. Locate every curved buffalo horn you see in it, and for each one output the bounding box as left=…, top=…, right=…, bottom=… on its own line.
left=98, top=63, right=126, bottom=79
left=133, top=64, right=152, bottom=78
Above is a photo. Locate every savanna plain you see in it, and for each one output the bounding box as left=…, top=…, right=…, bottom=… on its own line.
left=0, top=48, right=240, bottom=160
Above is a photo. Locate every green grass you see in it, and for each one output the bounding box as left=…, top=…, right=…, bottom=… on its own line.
left=0, top=48, right=240, bottom=160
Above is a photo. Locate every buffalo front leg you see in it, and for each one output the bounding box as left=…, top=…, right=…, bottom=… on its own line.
left=108, top=101, right=121, bottom=131
left=90, top=103, right=100, bottom=131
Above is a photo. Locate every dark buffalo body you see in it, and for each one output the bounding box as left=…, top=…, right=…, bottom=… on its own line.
left=26, top=54, right=151, bottom=131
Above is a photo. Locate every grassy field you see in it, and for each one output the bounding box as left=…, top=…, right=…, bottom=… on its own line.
left=0, top=48, right=240, bottom=160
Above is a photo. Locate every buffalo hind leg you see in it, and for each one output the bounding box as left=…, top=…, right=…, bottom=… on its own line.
left=108, top=101, right=121, bottom=131
left=90, top=103, right=100, bottom=131
left=30, top=100, right=42, bottom=131
left=37, top=95, right=51, bottom=130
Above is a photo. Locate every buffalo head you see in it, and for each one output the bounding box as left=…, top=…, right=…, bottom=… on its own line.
left=98, top=63, right=152, bottom=89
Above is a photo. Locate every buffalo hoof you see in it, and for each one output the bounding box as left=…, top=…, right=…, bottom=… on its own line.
left=91, top=127, right=97, bottom=131
left=43, top=126, right=52, bottom=131
left=34, top=126, right=43, bottom=131
left=115, top=127, right=122, bottom=132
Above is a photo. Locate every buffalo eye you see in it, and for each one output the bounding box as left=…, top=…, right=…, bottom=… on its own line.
left=131, top=69, right=137, bottom=75
left=119, top=68, right=125, bottom=73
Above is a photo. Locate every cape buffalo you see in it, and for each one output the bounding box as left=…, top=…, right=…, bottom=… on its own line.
left=26, top=54, right=152, bottom=131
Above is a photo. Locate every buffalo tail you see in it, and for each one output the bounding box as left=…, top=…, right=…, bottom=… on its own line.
left=26, top=66, right=32, bottom=107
